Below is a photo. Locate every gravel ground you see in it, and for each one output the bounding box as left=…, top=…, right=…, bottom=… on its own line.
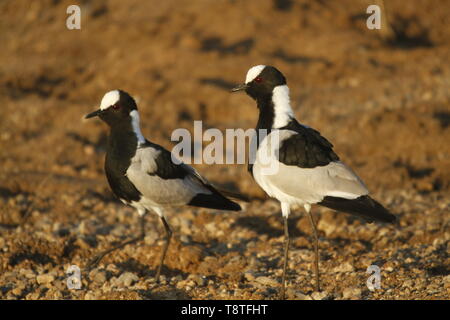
left=0, top=0, right=449, bottom=300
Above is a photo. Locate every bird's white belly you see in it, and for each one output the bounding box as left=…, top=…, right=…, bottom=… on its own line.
left=253, top=161, right=314, bottom=207
left=252, top=130, right=311, bottom=207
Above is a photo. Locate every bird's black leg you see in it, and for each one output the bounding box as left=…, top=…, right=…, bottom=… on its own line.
left=280, top=216, right=290, bottom=300
left=155, top=216, right=172, bottom=283
left=86, top=213, right=146, bottom=270
left=306, top=207, right=320, bottom=292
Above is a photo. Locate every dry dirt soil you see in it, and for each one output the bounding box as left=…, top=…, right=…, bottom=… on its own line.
left=0, top=0, right=449, bottom=300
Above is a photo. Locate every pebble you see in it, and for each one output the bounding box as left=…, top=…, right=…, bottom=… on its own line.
left=311, top=291, right=328, bottom=300
left=90, top=269, right=107, bottom=284
left=317, top=218, right=336, bottom=236
left=84, top=292, right=98, bottom=300
left=333, top=262, right=354, bottom=273
left=19, top=268, right=36, bottom=279
left=144, top=231, right=158, bottom=245
left=110, top=272, right=139, bottom=288
left=254, top=276, right=279, bottom=287
left=12, top=287, right=23, bottom=296
left=205, top=222, right=218, bottom=234
left=288, top=289, right=312, bottom=300
left=179, top=218, right=193, bottom=235
left=36, top=274, right=55, bottom=285
left=244, top=272, right=256, bottom=281
left=179, top=235, right=190, bottom=244
left=106, top=264, right=119, bottom=273
left=158, top=275, right=167, bottom=284
left=171, top=275, right=183, bottom=283
left=118, top=272, right=139, bottom=287
left=188, top=274, right=206, bottom=287
left=84, top=145, right=94, bottom=156
left=176, top=279, right=196, bottom=289
left=403, top=279, right=414, bottom=288
left=342, top=288, right=362, bottom=299
left=74, top=237, right=91, bottom=250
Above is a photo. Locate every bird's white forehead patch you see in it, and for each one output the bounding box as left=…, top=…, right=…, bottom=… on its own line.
left=245, top=65, right=266, bottom=84
left=100, top=90, right=120, bottom=110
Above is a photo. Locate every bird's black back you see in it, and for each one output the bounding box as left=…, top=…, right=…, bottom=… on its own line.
left=277, top=119, right=340, bottom=168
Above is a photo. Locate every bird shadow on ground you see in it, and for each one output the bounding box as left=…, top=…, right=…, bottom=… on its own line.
left=8, top=250, right=55, bottom=267
left=0, top=222, right=19, bottom=230
left=232, top=215, right=306, bottom=238
left=204, top=237, right=258, bottom=256
left=137, top=286, right=192, bottom=300
left=115, top=258, right=189, bottom=280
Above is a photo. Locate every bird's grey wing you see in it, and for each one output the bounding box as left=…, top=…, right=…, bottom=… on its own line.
left=254, top=128, right=368, bottom=204
left=126, top=145, right=213, bottom=207
left=126, top=143, right=240, bottom=211
left=263, top=161, right=369, bottom=203
left=259, top=124, right=394, bottom=222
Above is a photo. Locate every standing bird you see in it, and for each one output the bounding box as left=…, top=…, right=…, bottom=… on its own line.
left=231, top=65, right=396, bottom=299
left=85, top=89, right=241, bottom=281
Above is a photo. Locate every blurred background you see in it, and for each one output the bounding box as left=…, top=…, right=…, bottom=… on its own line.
left=0, top=0, right=449, bottom=299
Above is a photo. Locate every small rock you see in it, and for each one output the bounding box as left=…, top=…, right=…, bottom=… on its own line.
left=106, top=264, right=119, bottom=273
left=27, top=292, right=40, bottom=300
left=84, top=292, right=98, bottom=300
left=403, top=279, right=414, bottom=288
left=90, top=269, right=107, bottom=284
left=19, top=268, right=36, bottom=279
left=176, top=279, right=190, bottom=289
left=12, top=287, right=23, bottom=296
left=188, top=274, right=206, bottom=286
left=342, top=287, right=362, bottom=299
left=84, top=145, right=94, bottom=156
left=144, top=231, right=158, bottom=245
left=244, top=272, right=256, bottom=281
left=179, top=218, right=192, bottom=235
left=333, top=262, right=354, bottom=273
left=317, top=218, right=336, bottom=236
left=286, top=288, right=312, bottom=300
left=53, top=280, right=66, bottom=291
left=205, top=222, right=218, bottom=234
left=255, top=276, right=279, bottom=287
left=179, top=235, right=190, bottom=244
left=51, top=291, right=63, bottom=299
left=36, top=274, right=55, bottom=285
left=171, top=275, right=183, bottom=283
left=311, top=291, right=328, bottom=300
left=74, top=237, right=91, bottom=250
left=117, top=272, right=139, bottom=287
left=158, top=275, right=167, bottom=284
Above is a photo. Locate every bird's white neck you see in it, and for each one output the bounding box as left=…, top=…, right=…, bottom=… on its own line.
left=272, top=85, right=294, bottom=129
left=129, top=110, right=146, bottom=145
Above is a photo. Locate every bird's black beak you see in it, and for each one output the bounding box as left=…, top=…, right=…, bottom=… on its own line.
left=230, top=83, right=249, bottom=93
left=85, top=109, right=104, bottom=119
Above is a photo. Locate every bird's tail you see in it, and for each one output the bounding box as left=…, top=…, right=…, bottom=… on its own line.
left=318, top=195, right=396, bottom=223
left=188, top=192, right=241, bottom=211
left=188, top=183, right=243, bottom=211
left=214, top=188, right=250, bottom=203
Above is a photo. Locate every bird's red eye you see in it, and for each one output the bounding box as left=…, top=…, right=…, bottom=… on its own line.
left=255, top=77, right=263, bottom=83
left=112, top=104, right=120, bottom=110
